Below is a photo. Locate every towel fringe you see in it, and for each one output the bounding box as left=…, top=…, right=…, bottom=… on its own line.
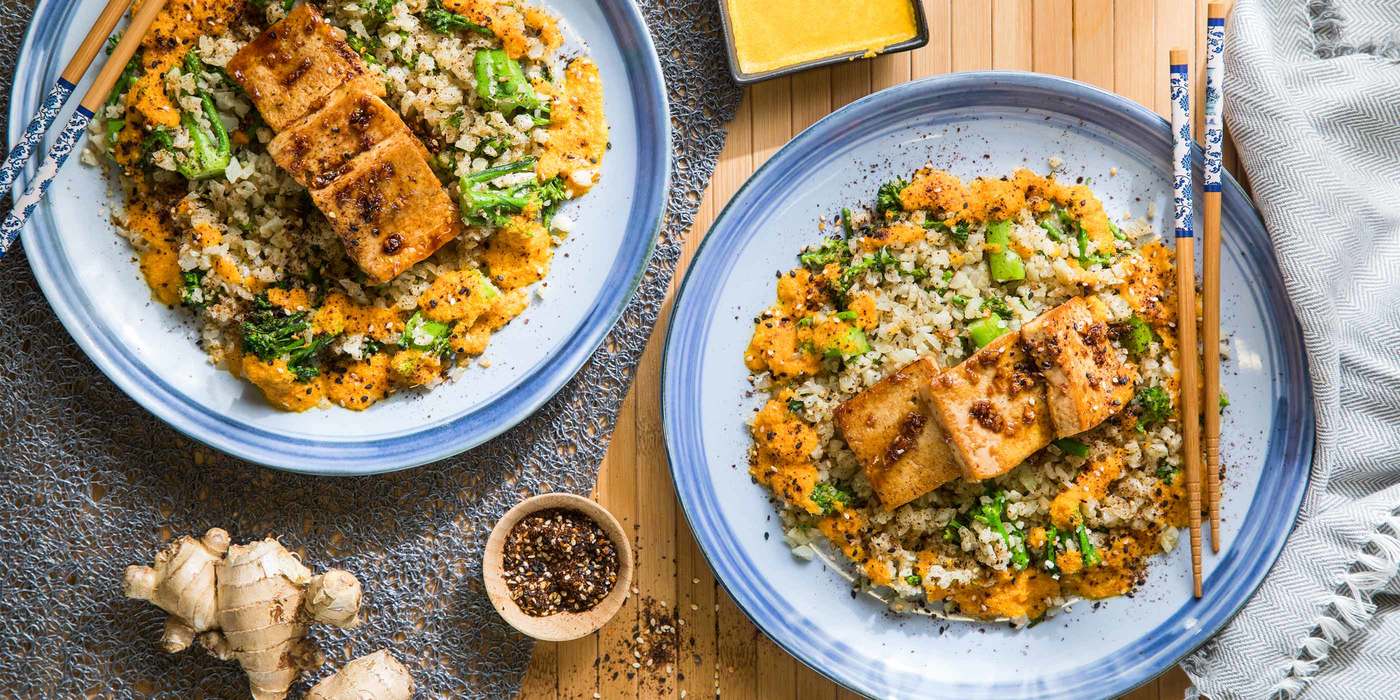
left=1268, top=511, right=1400, bottom=697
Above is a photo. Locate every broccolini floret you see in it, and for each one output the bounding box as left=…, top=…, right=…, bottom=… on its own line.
left=810, top=482, right=851, bottom=516
left=180, top=270, right=207, bottom=310
left=1118, top=314, right=1154, bottom=355
left=1076, top=522, right=1103, bottom=567
left=875, top=178, right=908, bottom=217
left=400, top=311, right=452, bottom=356
left=1132, top=385, right=1173, bottom=426
left=798, top=238, right=851, bottom=270
left=972, top=491, right=1030, bottom=570
left=473, top=49, right=550, bottom=125
left=458, top=157, right=561, bottom=227
left=423, top=0, right=491, bottom=34
left=241, top=294, right=332, bottom=381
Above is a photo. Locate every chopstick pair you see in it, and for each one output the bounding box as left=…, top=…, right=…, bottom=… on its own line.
left=1169, top=1, right=1227, bottom=600
left=0, top=0, right=169, bottom=261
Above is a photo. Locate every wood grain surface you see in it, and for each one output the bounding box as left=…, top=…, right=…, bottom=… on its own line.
left=521, top=1, right=1239, bottom=697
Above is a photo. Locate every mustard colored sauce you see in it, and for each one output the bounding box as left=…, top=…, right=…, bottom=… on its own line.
left=726, top=0, right=918, bottom=75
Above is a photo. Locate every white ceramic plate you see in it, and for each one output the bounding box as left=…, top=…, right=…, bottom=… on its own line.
left=663, top=73, right=1313, bottom=699
left=9, top=0, right=669, bottom=473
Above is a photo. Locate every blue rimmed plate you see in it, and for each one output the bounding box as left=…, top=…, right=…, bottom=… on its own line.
left=662, top=73, right=1312, bottom=699
left=8, top=0, right=669, bottom=474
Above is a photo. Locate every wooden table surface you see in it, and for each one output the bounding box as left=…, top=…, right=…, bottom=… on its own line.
left=521, top=1, right=1241, bottom=697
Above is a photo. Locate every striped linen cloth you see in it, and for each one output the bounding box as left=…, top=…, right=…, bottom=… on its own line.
left=1181, top=0, right=1400, bottom=698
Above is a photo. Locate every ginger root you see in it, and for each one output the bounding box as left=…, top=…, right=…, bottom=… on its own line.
left=125, top=529, right=364, bottom=700
left=307, top=649, right=415, bottom=700
left=123, top=527, right=230, bottom=653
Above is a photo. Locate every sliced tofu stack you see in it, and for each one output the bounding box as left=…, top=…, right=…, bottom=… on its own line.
left=1020, top=295, right=1138, bottom=438
left=267, top=89, right=420, bottom=190
left=231, top=3, right=461, bottom=284
left=834, top=358, right=961, bottom=510
left=226, top=4, right=386, bottom=131
left=926, top=331, right=1055, bottom=481
left=309, top=133, right=461, bottom=283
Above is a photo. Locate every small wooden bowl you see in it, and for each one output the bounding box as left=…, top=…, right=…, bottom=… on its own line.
left=483, top=493, right=634, bottom=641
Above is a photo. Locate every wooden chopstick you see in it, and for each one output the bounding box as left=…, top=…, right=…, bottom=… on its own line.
left=0, top=0, right=132, bottom=198
left=1202, top=2, right=1227, bottom=555
left=1169, top=47, right=1203, bottom=598
left=0, top=0, right=170, bottom=259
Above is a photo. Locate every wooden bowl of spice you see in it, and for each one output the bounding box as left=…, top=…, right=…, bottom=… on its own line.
left=483, top=493, right=633, bottom=641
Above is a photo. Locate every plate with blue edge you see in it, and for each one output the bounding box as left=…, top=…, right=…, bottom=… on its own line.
left=661, top=72, right=1312, bottom=699
left=8, top=0, right=669, bottom=474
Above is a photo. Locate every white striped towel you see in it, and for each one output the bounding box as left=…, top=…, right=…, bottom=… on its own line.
left=1181, top=0, right=1400, bottom=698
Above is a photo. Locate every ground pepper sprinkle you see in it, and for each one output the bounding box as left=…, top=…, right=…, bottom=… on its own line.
left=503, top=508, right=619, bottom=616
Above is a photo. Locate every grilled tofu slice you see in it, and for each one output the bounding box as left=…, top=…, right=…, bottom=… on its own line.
left=1020, top=296, right=1137, bottom=437
left=227, top=3, right=386, bottom=131
left=268, top=89, right=420, bottom=190
left=310, top=132, right=460, bottom=283
left=927, top=332, right=1054, bottom=481
left=834, top=358, right=961, bottom=510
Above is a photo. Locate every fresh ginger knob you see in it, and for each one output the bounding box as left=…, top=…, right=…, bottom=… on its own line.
left=305, top=569, right=363, bottom=628
left=307, top=650, right=414, bottom=700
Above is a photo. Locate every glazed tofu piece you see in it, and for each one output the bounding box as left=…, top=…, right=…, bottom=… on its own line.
left=227, top=3, right=386, bottom=131
left=1020, top=296, right=1138, bottom=437
left=834, top=358, right=962, bottom=510
left=927, top=332, right=1054, bottom=481
left=268, top=90, right=420, bottom=190
left=310, top=133, right=460, bottom=283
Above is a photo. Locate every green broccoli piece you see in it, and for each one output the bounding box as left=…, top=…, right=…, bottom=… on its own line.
left=1155, top=463, right=1179, bottom=485
left=904, top=574, right=922, bottom=587
left=1132, top=385, right=1173, bottom=426
left=810, top=482, right=851, bottom=516
left=840, top=207, right=855, bottom=238
left=1119, top=315, right=1154, bottom=355
left=1053, top=437, right=1090, bottom=458
left=1038, top=208, right=1067, bottom=242
left=972, top=491, right=1030, bottom=570
left=423, top=0, right=491, bottom=34
left=240, top=295, right=333, bottom=381
left=1043, top=524, right=1060, bottom=571
left=287, top=334, right=334, bottom=382
left=798, top=238, right=851, bottom=270
left=241, top=295, right=311, bottom=360
left=170, top=51, right=231, bottom=180
left=473, top=49, right=550, bottom=125
left=180, top=270, right=207, bottom=310
left=786, top=398, right=804, bottom=414
left=1076, top=523, right=1103, bottom=567
left=981, top=296, right=1015, bottom=320
left=400, top=311, right=452, bottom=356
left=1219, top=391, right=1231, bottom=413
left=926, top=219, right=971, bottom=246
left=458, top=157, right=541, bottom=227
left=840, top=247, right=900, bottom=290
left=875, top=179, right=908, bottom=217
left=942, top=520, right=962, bottom=544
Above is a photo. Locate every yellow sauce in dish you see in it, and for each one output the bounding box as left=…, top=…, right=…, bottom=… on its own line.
left=726, top=0, right=918, bottom=75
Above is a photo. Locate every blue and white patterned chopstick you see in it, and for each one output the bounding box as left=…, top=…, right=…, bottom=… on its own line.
left=1169, top=47, right=1204, bottom=598
left=0, top=108, right=94, bottom=259
left=0, top=0, right=168, bottom=261
left=1204, top=15, right=1225, bottom=195
left=1171, top=59, right=1194, bottom=241
left=0, top=79, right=78, bottom=198
left=1202, top=6, right=1227, bottom=554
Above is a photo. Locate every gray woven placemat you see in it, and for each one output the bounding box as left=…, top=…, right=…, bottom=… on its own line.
left=0, top=0, right=741, bottom=696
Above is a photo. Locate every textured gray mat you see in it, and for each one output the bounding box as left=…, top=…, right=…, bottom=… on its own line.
left=0, top=0, right=740, bottom=696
